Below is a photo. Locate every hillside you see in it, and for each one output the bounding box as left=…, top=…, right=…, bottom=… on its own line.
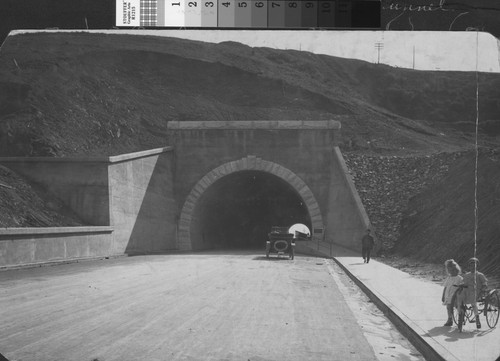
left=396, top=151, right=500, bottom=280
left=344, top=150, right=500, bottom=287
left=1, top=32, right=500, bottom=158
left=0, top=32, right=499, bottom=284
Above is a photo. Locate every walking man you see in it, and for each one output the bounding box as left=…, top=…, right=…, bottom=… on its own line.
left=361, top=229, right=375, bottom=263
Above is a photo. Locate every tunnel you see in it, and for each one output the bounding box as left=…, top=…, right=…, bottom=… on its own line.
left=189, top=170, right=312, bottom=250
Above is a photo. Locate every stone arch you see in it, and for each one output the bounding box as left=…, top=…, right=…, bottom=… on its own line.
left=177, top=155, right=324, bottom=251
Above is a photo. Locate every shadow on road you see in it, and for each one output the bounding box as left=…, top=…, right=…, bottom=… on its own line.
left=127, top=249, right=265, bottom=257
left=252, top=256, right=293, bottom=261
left=348, top=262, right=366, bottom=266
left=424, top=326, right=493, bottom=342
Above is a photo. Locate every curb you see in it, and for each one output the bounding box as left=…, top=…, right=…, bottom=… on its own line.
left=294, top=243, right=330, bottom=258
left=0, top=254, right=127, bottom=272
left=332, top=257, right=459, bottom=361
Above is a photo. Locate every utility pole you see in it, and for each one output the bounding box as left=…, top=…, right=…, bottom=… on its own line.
left=374, top=42, right=384, bottom=64
left=413, top=45, right=415, bottom=69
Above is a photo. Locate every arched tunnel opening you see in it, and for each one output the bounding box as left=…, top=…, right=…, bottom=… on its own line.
left=189, top=170, right=312, bottom=250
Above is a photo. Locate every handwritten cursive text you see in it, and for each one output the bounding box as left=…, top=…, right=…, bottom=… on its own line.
left=383, top=0, right=453, bottom=12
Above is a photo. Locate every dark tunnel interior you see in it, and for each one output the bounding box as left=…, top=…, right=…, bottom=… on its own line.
left=191, top=170, right=311, bottom=250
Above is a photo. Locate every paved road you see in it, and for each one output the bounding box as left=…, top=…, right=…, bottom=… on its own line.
left=1, top=252, right=399, bottom=361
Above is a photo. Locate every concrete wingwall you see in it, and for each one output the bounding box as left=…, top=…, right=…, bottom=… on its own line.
left=0, top=147, right=177, bottom=268
left=108, top=148, right=177, bottom=255
left=324, top=147, right=372, bottom=251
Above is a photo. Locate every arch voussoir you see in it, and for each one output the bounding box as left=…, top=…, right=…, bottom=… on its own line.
left=177, top=155, right=325, bottom=250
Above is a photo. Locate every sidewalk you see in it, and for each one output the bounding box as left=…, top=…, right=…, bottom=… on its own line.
left=306, top=242, right=500, bottom=361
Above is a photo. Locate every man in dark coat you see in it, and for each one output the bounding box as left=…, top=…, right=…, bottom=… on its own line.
left=361, top=229, right=375, bottom=263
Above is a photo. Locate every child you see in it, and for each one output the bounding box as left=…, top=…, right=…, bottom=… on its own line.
left=458, top=257, right=488, bottom=329
left=441, top=259, right=462, bottom=326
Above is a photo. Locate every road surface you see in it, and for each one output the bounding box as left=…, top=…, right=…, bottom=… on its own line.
left=0, top=251, right=421, bottom=361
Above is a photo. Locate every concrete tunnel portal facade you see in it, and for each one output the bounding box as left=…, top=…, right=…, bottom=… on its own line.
left=0, top=120, right=373, bottom=267
left=177, top=156, right=323, bottom=251
left=169, top=119, right=370, bottom=253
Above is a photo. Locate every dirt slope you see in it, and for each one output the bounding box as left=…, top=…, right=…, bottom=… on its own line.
left=395, top=151, right=500, bottom=283
left=1, top=32, right=499, bottom=158
left=0, top=32, right=499, bottom=283
left=0, top=165, right=84, bottom=227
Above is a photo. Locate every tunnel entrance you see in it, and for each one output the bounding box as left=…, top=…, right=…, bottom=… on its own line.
left=190, top=171, right=311, bottom=250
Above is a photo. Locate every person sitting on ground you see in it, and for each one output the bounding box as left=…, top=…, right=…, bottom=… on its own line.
left=361, top=229, right=375, bottom=263
left=441, top=259, right=462, bottom=326
left=457, top=257, right=488, bottom=329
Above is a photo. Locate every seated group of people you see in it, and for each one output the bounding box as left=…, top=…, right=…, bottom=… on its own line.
left=441, top=257, right=488, bottom=329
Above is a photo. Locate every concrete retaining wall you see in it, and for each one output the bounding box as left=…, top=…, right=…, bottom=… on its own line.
left=0, top=227, right=114, bottom=268
left=0, top=147, right=177, bottom=268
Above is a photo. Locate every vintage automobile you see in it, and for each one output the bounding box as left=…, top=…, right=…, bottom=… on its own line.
left=265, top=224, right=311, bottom=260
left=266, top=226, right=295, bottom=259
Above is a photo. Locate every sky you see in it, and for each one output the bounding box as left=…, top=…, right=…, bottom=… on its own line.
left=2, top=0, right=500, bottom=72
left=10, top=29, right=500, bottom=73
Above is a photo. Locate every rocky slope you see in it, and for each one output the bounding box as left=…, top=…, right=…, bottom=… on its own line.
left=344, top=149, right=500, bottom=287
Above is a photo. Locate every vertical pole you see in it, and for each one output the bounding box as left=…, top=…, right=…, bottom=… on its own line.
left=374, top=42, right=384, bottom=64
left=413, top=45, right=415, bottom=69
